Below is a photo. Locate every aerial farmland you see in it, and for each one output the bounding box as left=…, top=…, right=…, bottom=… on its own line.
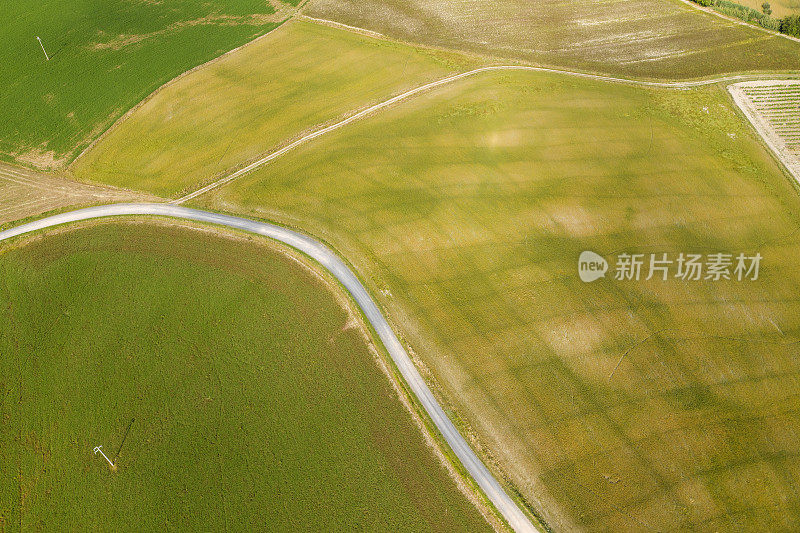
left=2, top=0, right=800, bottom=531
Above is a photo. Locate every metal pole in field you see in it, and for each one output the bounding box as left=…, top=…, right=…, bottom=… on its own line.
left=93, top=445, right=116, bottom=469
left=36, top=36, right=50, bottom=60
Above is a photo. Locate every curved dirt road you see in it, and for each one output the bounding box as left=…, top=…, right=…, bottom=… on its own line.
left=0, top=203, right=540, bottom=533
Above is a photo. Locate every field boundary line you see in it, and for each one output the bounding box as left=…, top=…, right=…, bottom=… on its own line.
left=0, top=203, right=542, bottom=533
left=298, top=14, right=384, bottom=39
left=173, top=65, right=800, bottom=204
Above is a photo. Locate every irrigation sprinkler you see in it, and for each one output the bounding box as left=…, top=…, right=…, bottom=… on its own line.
left=36, top=36, right=50, bottom=61
left=93, top=445, right=116, bottom=470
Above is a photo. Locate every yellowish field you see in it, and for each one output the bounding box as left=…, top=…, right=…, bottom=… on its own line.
left=305, top=0, right=800, bottom=79
left=737, top=0, right=800, bottom=17
left=192, top=70, right=800, bottom=530
left=0, top=163, right=154, bottom=227
left=70, top=21, right=473, bottom=196
left=57, top=7, right=800, bottom=530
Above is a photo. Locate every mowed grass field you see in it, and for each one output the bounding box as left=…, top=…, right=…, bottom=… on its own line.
left=1, top=0, right=292, bottom=171
left=71, top=21, right=472, bottom=197
left=194, top=71, right=800, bottom=530
left=0, top=222, right=491, bottom=532
left=306, top=0, right=800, bottom=79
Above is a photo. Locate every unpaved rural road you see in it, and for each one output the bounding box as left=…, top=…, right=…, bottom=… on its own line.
left=174, top=65, right=800, bottom=204
left=0, top=203, right=540, bottom=533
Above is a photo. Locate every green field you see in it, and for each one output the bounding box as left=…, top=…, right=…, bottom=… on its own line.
left=191, top=70, right=800, bottom=530
left=306, top=0, right=800, bottom=79
left=0, top=222, right=491, bottom=531
left=0, top=0, right=296, bottom=171
left=70, top=21, right=472, bottom=197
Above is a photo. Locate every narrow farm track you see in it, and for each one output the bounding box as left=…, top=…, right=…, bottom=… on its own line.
left=173, top=65, right=800, bottom=204
left=0, top=203, right=541, bottom=533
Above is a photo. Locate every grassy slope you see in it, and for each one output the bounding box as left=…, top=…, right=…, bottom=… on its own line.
left=70, top=21, right=473, bottom=197
left=0, top=222, right=491, bottom=532
left=305, top=0, right=800, bottom=79
left=0, top=0, right=289, bottom=170
left=196, top=70, right=800, bottom=530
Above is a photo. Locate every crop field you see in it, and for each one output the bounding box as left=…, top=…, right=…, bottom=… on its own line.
left=305, top=0, right=800, bottom=79
left=0, top=163, right=155, bottom=227
left=193, top=70, right=800, bottom=530
left=70, top=21, right=473, bottom=197
left=730, top=80, right=800, bottom=181
left=0, top=0, right=297, bottom=171
left=737, top=0, right=800, bottom=18
left=0, top=221, right=491, bottom=531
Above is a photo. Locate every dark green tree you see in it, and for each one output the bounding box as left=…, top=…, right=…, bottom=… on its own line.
left=762, top=2, right=772, bottom=15
left=780, top=14, right=800, bottom=37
